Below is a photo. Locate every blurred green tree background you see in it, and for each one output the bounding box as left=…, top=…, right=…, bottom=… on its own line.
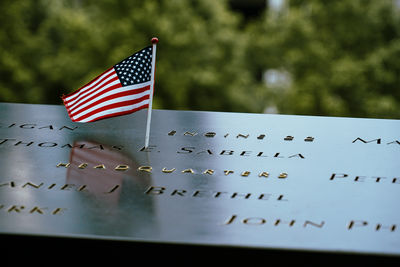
left=0, top=0, right=399, bottom=118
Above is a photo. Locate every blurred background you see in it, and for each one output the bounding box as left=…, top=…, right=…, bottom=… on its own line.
left=0, top=0, right=399, bottom=119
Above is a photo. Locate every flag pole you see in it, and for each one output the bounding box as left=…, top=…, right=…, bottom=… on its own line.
left=144, top=37, right=158, bottom=149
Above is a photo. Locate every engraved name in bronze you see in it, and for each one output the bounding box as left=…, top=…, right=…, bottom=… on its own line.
left=145, top=186, right=288, bottom=201
left=141, top=145, right=305, bottom=159
left=0, top=204, right=66, bottom=215
left=222, top=214, right=397, bottom=233
left=167, top=130, right=315, bottom=142
left=352, top=137, right=400, bottom=145
left=56, top=162, right=289, bottom=179
left=0, top=123, right=78, bottom=131
left=330, top=173, right=400, bottom=184
left=0, top=138, right=123, bottom=150
left=0, top=181, right=120, bottom=195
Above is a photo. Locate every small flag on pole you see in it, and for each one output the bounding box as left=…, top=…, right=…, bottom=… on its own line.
left=62, top=39, right=158, bottom=123
left=62, top=38, right=158, bottom=148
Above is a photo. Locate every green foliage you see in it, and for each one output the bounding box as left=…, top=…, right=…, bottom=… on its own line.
left=0, top=0, right=399, bottom=118
left=0, top=0, right=258, bottom=112
left=248, top=0, right=400, bottom=118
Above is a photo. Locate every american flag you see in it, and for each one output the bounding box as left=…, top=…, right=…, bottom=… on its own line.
left=62, top=46, right=154, bottom=123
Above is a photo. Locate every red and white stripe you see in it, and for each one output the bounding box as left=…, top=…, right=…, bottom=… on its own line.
left=62, top=67, right=151, bottom=123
